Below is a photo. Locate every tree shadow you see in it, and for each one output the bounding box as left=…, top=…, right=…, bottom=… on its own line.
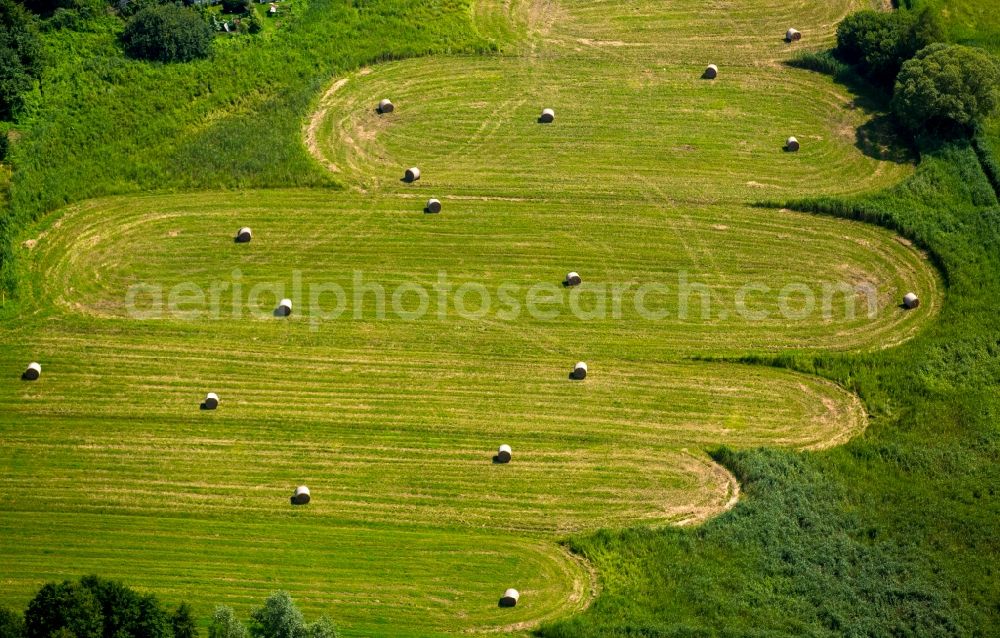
left=782, top=57, right=917, bottom=165
left=855, top=113, right=915, bottom=164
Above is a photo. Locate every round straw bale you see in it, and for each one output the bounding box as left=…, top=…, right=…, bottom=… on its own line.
left=405, top=167, right=421, bottom=182
left=703, top=64, right=718, bottom=79
left=378, top=99, right=394, bottom=114
left=23, top=362, right=41, bottom=381
left=204, top=392, right=219, bottom=410
left=496, top=444, right=512, bottom=464
left=291, top=485, right=311, bottom=505
left=571, top=361, right=588, bottom=380
left=539, top=108, right=555, bottom=123
left=236, top=227, right=252, bottom=243
left=500, top=589, right=520, bottom=607
left=426, top=198, right=442, bottom=214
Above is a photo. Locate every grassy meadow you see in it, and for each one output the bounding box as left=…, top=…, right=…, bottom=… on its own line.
left=2, top=0, right=997, bottom=636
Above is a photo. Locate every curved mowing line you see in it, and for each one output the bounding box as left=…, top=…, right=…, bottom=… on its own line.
left=308, top=57, right=912, bottom=203
left=0, top=512, right=594, bottom=636
left=28, top=190, right=938, bottom=357
left=0, top=337, right=865, bottom=532
left=1, top=0, right=944, bottom=634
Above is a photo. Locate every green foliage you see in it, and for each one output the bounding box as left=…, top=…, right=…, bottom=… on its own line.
left=912, top=6, right=947, bottom=49
left=121, top=4, right=213, bottom=62
left=245, top=6, right=262, bottom=34
left=249, top=592, right=305, bottom=638
left=208, top=606, right=247, bottom=638
left=835, top=9, right=925, bottom=84
left=170, top=603, right=197, bottom=638
left=787, top=50, right=853, bottom=80
left=0, top=607, right=25, bottom=638
left=0, top=0, right=42, bottom=119
left=77, top=575, right=171, bottom=638
left=24, top=581, right=102, bottom=638
left=45, top=0, right=108, bottom=31
left=19, top=576, right=171, bottom=638
left=304, top=618, right=336, bottom=638
left=893, top=43, right=1000, bottom=133
left=246, top=592, right=335, bottom=638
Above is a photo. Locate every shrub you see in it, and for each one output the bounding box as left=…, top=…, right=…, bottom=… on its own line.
left=0, top=0, right=42, bottom=119
left=246, top=7, right=263, bottom=34
left=788, top=50, right=853, bottom=79
left=121, top=4, right=213, bottom=62
left=893, top=43, right=1000, bottom=133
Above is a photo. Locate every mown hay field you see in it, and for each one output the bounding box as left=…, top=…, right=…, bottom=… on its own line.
left=0, top=0, right=941, bottom=635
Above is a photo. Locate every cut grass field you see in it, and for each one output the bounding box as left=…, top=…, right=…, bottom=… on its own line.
left=0, top=0, right=946, bottom=635
left=26, top=191, right=935, bottom=356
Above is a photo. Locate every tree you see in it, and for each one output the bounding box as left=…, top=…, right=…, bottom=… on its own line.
left=121, top=4, right=213, bottom=63
left=0, top=606, right=25, bottom=638
left=836, top=10, right=885, bottom=64
left=835, top=9, right=922, bottom=84
left=305, top=617, right=336, bottom=638
left=208, top=606, right=247, bottom=638
left=133, top=594, right=171, bottom=638
left=76, top=575, right=169, bottom=638
left=79, top=575, right=141, bottom=638
left=0, top=0, right=42, bottom=119
left=912, top=6, right=946, bottom=49
left=24, top=581, right=102, bottom=638
left=171, top=603, right=197, bottom=638
left=893, top=43, right=1000, bottom=133
left=248, top=592, right=305, bottom=638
